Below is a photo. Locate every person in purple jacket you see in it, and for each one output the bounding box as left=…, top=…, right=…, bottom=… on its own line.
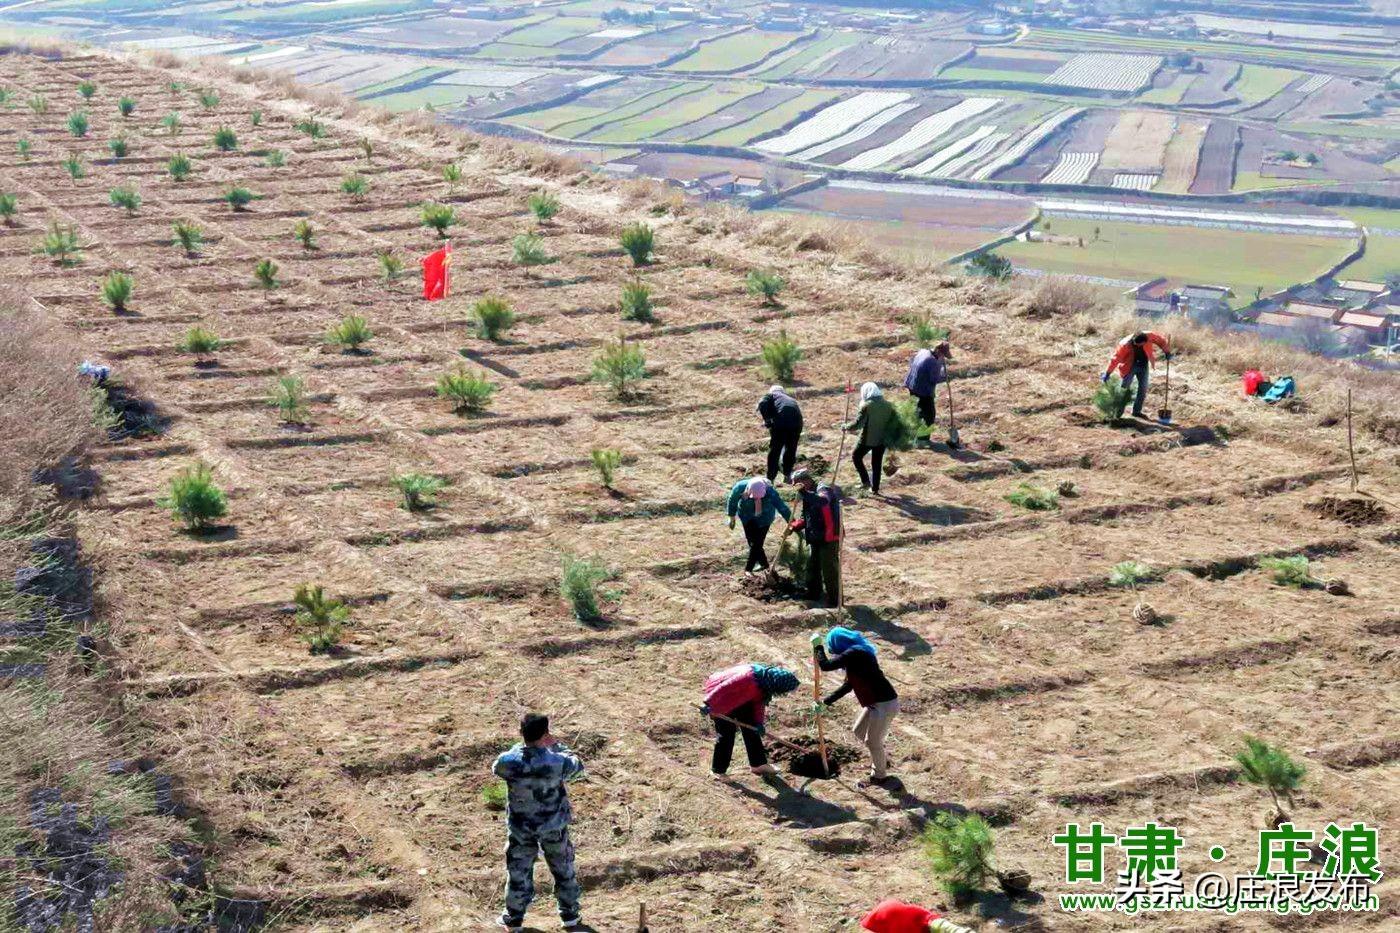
left=903, top=341, right=952, bottom=432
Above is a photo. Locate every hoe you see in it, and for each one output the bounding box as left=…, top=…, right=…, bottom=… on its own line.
left=705, top=709, right=840, bottom=787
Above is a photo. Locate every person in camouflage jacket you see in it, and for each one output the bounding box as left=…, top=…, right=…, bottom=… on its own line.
left=491, top=713, right=586, bottom=931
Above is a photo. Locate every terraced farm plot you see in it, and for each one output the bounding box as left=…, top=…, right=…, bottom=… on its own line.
left=801, top=34, right=973, bottom=82
left=586, top=83, right=767, bottom=143
left=1098, top=110, right=1176, bottom=173
left=1043, top=52, right=1161, bottom=92
left=753, top=30, right=861, bottom=80
left=1231, top=64, right=1308, bottom=107
left=839, top=97, right=1001, bottom=172
left=691, top=87, right=840, bottom=146
left=1155, top=118, right=1209, bottom=194
left=590, top=23, right=730, bottom=67
left=4, top=45, right=1397, bottom=933
left=753, top=91, right=909, bottom=156
left=999, top=218, right=1356, bottom=301
left=668, top=27, right=804, bottom=73
left=938, top=47, right=1069, bottom=83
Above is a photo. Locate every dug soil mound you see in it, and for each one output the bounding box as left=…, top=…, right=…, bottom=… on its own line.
left=1306, top=494, right=1388, bottom=527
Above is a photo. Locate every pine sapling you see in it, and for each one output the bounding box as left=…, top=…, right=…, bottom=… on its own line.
left=17, top=138, right=32, bottom=160
left=421, top=201, right=457, bottom=237
left=253, top=258, right=279, bottom=289
left=107, top=136, right=129, bottom=159
left=909, top=313, right=949, bottom=345
left=746, top=269, right=785, bottom=306
left=358, top=137, right=373, bottom=162
left=269, top=375, right=310, bottom=425
left=0, top=192, right=17, bottom=226
left=620, top=222, right=654, bottom=266
left=117, top=96, right=136, bottom=117
left=293, top=219, right=316, bottom=250
left=66, top=110, right=89, bottom=138
left=472, top=296, right=515, bottom=341
left=1092, top=376, right=1133, bottom=423
left=160, top=112, right=181, bottom=136
left=167, top=152, right=193, bottom=181
left=197, top=89, right=219, bottom=110
left=172, top=220, right=203, bottom=257
left=1005, top=482, right=1059, bottom=511
left=39, top=222, right=82, bottom=265
left=265, top=148, right=286, bottom=168
left=590, top=334, right=647, bottom=398
left=1110, top=560, right=1158, bottom=624
left=295, top=117, right=326, bottom=139
left=76, top=80, right=97, bottom=100
left=761, top=329, right=801, bottom=383
left=560, top=554, right=615, bottom=622
left=393, top=472, right=447, bottom=511
left=326, top=314, right=373, bottom=352
left=158, top=462, right=227, bottom=531
left=177, top=326, right=223, bottom=356
left=590, top=448, right=622, bottom=488
left=100, top=271, right=133, bottom=313
left=1259, top=555, right=1315, bottom=589
left=377, top=251, right=404, bottom=281
left=528, top=190, right=560, bottom=223
left=60, top=153, right=86, bottom=180
left=1235, top=736, right=1305, bottom=825
left=620, top=279, right=654, bottom=323
left=511, top=232, right=549, bottom=273
left=223, top=186, right=255, bottom=211
left=27, top=94, right=48, bottom=114
left=212, top=125, right=237, bottom=151
left=920, top=812, right=997, bottom=901
left=292, top=584, right=349, bottom=654
left=442, top=163, right=462, bottom=188
left=108, top=185, right=140, bottom=215
left=340, top=173, right=369, bottom=199
left=249, top=109, right=262, bottom=126
left=435, top=368, right=496, bottom=413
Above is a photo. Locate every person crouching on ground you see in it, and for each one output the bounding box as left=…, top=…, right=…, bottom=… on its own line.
left=491, top=713, right=587, bottom=932
left=1103, top=331, right=1170, bottom=419
left=727, top=476, right=791, bottom=573
left=811, top=627, right=899, bottom=788
left=701, top=662, right=799, bottom=777
left=789, top=469, right=842, bottom=608
left=903, top=341, right=952, bottom=436
left=861, top=899, right=973, bottom=933
left=845, top=382, right=898, bottom=495
left=757, top=384, right=803, bottom=484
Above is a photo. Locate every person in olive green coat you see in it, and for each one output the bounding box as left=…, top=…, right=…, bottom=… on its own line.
left=845, top=382, right=898, bottom=494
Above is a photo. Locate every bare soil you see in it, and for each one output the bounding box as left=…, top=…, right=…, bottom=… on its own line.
left=4, top=48, right=1397, bottom=932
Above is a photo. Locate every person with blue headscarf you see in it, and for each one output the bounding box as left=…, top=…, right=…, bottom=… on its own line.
left=810, top=627, right=899, bottom=787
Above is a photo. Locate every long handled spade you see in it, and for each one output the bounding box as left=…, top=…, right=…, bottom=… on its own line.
left=811, top=646, right=831, bottom=779
left=944, top=377, right=962, bottom=449
left=1157, top=345, right=1173, bottom=425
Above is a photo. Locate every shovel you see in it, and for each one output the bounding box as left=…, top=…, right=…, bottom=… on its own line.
left=944, top=378, right=962, bottom=449
left=765, top=523, right=794, bottom=586
left=1157, top=346, right=1173, bottom=425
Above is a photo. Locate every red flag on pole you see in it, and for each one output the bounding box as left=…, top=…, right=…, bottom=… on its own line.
left=422, top=242, right=452, bottom=301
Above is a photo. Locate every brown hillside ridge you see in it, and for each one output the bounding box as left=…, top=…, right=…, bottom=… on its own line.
left=3, top=40, right=1399, bottom=932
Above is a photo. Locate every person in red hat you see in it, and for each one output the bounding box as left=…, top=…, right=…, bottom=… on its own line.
left=860, top=899, right=972, bottom=933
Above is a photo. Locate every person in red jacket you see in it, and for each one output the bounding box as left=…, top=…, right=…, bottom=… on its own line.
left=1102, top=331, right=1170, bottom=419
left=701, top=663, right=799, bottom=777
left=860, top=899, right=971, bottom=933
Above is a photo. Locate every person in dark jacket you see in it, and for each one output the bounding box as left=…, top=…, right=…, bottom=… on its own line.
left=811, top=627, right=899, bottom=787
left=789, top=469, right=841, bottom=607
left=903, top=342, right=951, bottom=430
left=757, top=385, right=803, bottom=484
left=845, top=382, right=898, bottom=495
left=726, top=476, right=792, bottom=572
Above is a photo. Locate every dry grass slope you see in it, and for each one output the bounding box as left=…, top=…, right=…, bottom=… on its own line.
left=1, top=41, right=1398, bottom=932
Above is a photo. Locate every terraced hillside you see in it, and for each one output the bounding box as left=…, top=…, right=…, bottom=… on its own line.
left=3, top=46, right=1399, bottom=932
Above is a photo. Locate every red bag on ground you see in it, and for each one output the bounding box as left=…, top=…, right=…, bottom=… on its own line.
left=1242, top=370, right=1265, bottom=396
left=861, top=899, right=937, bottom=933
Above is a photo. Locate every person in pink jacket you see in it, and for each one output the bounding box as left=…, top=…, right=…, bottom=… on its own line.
left=701, top=663, right=799, bottom=776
